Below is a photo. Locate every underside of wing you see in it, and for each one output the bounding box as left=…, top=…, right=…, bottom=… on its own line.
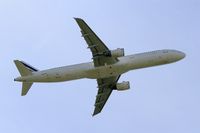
left=93, top=76, right=121, bottom=116
left=74, top=18, right=121, bottom=116
left=74, top=18, right=118, bottom=67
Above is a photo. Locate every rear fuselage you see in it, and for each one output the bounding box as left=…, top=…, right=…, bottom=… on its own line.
left=15, top=49, right=185, bottom=83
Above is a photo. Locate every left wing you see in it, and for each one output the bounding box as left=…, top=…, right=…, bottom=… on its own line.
left=93, top=76, right=120, bottom=116
left=74, top=18, right=118, bottom=67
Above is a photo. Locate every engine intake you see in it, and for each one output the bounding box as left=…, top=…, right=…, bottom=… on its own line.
left=116, top=81, right=130, bottom=91
left=110, top=48, right=125, bottom=58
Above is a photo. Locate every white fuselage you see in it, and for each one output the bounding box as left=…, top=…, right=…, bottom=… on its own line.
left=15, top=49, right=185, bottom=83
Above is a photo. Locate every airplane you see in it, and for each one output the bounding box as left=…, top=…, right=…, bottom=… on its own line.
left=14, top=18, right=185, bottom=116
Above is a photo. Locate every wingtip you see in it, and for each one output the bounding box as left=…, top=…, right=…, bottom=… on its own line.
left=21, top=93, right=26, bottom=96
left=74, top=17, right=84, bottom=22
left=74, top=17, right=81, bottom=20
left=13, top=60, right=19, bottom=63
left=92, top=111, right=100, bottom=117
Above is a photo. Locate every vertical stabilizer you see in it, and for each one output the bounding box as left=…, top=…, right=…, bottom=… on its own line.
left=14, top=60, right=38, bottom=96
left=14, top=60, right=38, bottom=76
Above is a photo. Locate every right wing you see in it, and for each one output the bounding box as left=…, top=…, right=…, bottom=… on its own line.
left=74, top=18, right=118, bottom=67
left=93, top=75, right=121, bottom=116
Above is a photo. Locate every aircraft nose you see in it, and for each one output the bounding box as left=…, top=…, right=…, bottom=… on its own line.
left=167, top=50, right=186, bottom=63
left=177, top=51, right=186, bottom=60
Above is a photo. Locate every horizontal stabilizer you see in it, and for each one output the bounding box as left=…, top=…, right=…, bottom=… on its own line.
left=14, top=60, right=37, bottom=96
left=22, top=82, right=33, bottom=96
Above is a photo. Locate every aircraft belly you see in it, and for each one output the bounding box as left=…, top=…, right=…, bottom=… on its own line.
left=85, top=62, right=128, bottom=79
left=126, top=53, right=173, bottom=70
left=23, top=67, right=89, bottom=83
left=19, top=53, right=175, bottom=83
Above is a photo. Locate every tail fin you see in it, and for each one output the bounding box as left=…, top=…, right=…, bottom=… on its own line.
left=14, top=60, right=38, bottom=96
left=14, top=60, right=38, bottom=76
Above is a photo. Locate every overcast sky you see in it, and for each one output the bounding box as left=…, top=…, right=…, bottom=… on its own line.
left=0, top=0, right=199, bottom=133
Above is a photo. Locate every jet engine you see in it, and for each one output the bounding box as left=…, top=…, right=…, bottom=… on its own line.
left=116, top=81, right=130, bottom=91
left=110, top=48, right=125, bottom=58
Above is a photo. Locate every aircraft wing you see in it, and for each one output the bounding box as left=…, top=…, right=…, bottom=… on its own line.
left=74, top=18, right=118, bottom=67
left=75, top=18, right=121, bottom=116
left=93, top=76, right=120, bottom=116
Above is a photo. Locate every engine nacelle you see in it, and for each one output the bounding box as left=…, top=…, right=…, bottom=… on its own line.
left=116, top=81, right=130, bottom=91
left=110, top=48, right=125, bottom=58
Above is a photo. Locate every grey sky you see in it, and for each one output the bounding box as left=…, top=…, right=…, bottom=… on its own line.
left=0, top=0, right=199, bottom=133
